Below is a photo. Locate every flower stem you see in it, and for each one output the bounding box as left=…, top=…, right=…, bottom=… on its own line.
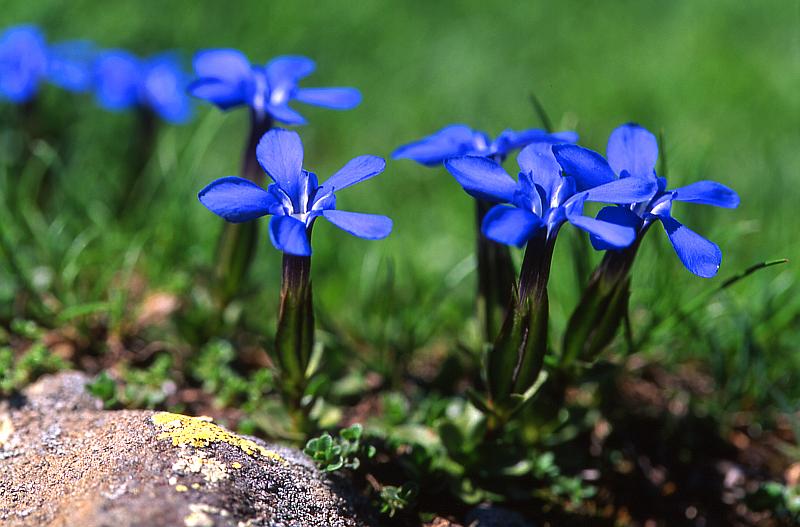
left=212, top=111, right=273, bottom=309
left=275, top=242, right=315, bottom=433
left=517, top=231, right=555, bottom=308
left=561, top=235, right=643, bottom=368
left=475, top=199, right=516, bottom=343
left=484, top=231, right=554, bottom=423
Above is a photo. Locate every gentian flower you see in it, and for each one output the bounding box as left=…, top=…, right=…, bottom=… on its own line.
left=93, top=51, right=191, bottom=123
left=0, top=26, right=96, bottom=103
left=393, top=124, right=578, bottom=166
left=198, top=128, right=392, bottom=256
left=0, top=25, right=48, bottom=102
left=46, top=40, right=95, bottom=92
left=445, top=142, right=658, bottom=249
left=553, top=123, right=739, bottom=277
left=188, top=50, right=361, bottom=125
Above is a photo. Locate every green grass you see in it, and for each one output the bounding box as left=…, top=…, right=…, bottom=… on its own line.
left=1, top=0, right=798, bottom=414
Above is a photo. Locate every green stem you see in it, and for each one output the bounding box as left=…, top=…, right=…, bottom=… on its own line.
left=484, top=232, right=554, bottom=427
left=275, top=244, right=315, bottom=434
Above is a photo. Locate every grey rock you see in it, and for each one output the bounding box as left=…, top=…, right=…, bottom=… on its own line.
left=0, top=372, right=375, bottom=527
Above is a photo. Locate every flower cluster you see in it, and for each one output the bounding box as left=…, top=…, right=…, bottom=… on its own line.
left=554, top=124, right=739, bottom=277
left=0, top=24, right=191, bottom=123
left=189, top=50, right=361, bottom=124
left=440, top=123, right=738, bottom=277
left=446, top=142, right=657, bottom=249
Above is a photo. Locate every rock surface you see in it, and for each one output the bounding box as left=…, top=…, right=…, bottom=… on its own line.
left=0, top=372, right=375, bottom=527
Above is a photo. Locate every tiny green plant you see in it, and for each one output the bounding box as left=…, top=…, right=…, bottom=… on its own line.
left=304, top=423, right=376, bottom=472
left=377, top=483, right=417, bottom=518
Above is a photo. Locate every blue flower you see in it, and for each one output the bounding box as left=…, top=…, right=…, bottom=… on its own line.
left=188, top=50, right=361, bottom=125
left=45, top=40, right=95, bottom=92
left=93, top=51, right=192, bottom=123
left=199, top=129, right=392, bottom=256
left=554, top=123, right=739, bottom=278
left=0, top=25, right=48, bottom=103
left=445, top=142, right=658, bottom=249
left=0, top=25, right=96, bottom=102
left=393, top=124, right=578, bottom=166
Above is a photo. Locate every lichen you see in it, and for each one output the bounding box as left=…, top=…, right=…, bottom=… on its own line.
left=151, top=412, right=285, bottom=463
left=184, top=503, right=229, bottom=527
left=172, top=450, right=229, bottom=483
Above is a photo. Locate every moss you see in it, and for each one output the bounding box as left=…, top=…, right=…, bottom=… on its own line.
left=151, top=412, right=285, bottom=463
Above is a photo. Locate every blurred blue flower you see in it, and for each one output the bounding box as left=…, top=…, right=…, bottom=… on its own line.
left=558, top=123, right=739, bottom=278
left=0, top=26, right=96, bottom=102
left=393, top=125, right=578, bottom=166
left=199, top=129, right=392, bottom=256
left=445, top=142, right=658, bottom=249
left=0, top=25, right=48, bottom=102
left=188, top=50, right=361, bottom=125
left=45, top=40, right=95, bottom=92
left=93, top=51, right=191, bottom=123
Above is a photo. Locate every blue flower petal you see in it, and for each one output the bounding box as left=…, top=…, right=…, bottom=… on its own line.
left=589, top=206, right=643, bottom=250
left=494, top=128, right=578, bottom=156
left=198, top=176, right=279, bottom=222
left=481, top=205, right=543, bottom=247
left=672, top=180, right=740, bottom=208
left=579, top=173, right=658, bottom=204
left=93, top=51, right=141, bottom=111
left=191, top=49, right=253, bottom=110
left=265, top=55, right=315, bottom=90
left=266, top=103, right=307, bottom=125
left=322, top=210, right=392, bottom=240
left=551, top=131, right=580, bottom=143
left=392, top=125, right=476, bottom=165
left=193, top=49, right=252, bottom=83
left=188, top=78, right=246, bottom=110
left=660, top=215, right=721, bottom=278
left=294, top=87, right=361, bottom=109
left=566, top=197, right=636, bottom=248
left=444, top=156, right=518, bottom=203
left=269, top=215, right=312, bottom=256
left=0, top=25, right=48, bottom=103
left=256, top=129, right=305, bottom=204
left=552, top=144, right=617, bottom=191
left=606, top=123, right=658, bottom=179
left=320, top=155, right=385, bottom=194
left=517, top=143, right=561, bottom=199
left=142, top=55, right=191, bottom=124
left=45, top=40, right=94, bottom=92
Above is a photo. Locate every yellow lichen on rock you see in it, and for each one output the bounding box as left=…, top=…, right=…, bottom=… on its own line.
left=151, top=412, right=285, bottom=463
